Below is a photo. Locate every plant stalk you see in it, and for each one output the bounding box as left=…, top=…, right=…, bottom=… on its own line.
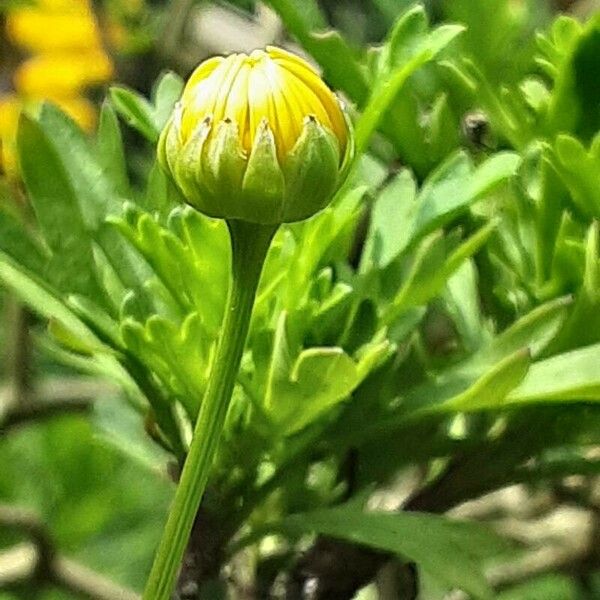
left=143, top=219, right=277, bottom=600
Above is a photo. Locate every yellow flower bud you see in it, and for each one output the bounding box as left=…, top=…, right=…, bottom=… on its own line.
left=158, top=47, right=353, bottom=224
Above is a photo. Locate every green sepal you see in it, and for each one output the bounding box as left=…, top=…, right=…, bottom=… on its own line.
left=158, top=104, right=181, bottom=175
left=282, top=116, right=341, bottom=222
left=338, top=103, right=356, bottom=179
left=158, top=106, right=352, bottom=224
left=240, top=119, right=286, bottom=224
left=175, top=116, right=213, bottom=213
left=203, top=118, right=247, bottom=219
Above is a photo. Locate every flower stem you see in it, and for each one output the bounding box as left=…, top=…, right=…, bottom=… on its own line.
left=143, top=219, right=278, bottom=600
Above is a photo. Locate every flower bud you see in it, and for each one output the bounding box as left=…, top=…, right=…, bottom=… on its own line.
left=158, top=47, right=353, bottom=224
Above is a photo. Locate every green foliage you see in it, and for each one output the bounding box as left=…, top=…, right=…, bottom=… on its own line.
left=0, top=415, right=171, bottom=590
left=110, top=72, right=184, bottom=143
left=242, top=503, right=512, bottom=599
left=3, top=1, right=600, bottom=598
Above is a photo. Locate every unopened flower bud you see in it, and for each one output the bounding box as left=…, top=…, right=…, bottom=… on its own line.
left=158, top=46, right=353, bottom=224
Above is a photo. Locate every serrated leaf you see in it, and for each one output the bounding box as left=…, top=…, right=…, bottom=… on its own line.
left=265, top=313, right=388, bottom=435
left=121, top=311, right=214, bottom=418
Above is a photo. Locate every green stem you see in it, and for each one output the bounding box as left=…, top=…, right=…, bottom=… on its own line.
left=143, top=219, right=278, bottom=600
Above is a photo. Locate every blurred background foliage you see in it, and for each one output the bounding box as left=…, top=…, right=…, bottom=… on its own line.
left=2, top=1, right=600, bottom=599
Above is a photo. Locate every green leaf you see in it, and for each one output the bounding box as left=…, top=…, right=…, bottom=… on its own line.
left=121, top=310, right=215, bottom=418
left=544, top=222, right=600, bottom=353
left=28, top=104, right=147, bottom=314
left=415, top=151, right=520, bottom=238
left=436, top=350, right=530, bottom=413
left=110, top=86, right=159, bottom=142
left=281, top=348, right=359, bottom=433
left=355, top=22, right=465, bottom=152
left=361, top=168, right=417, bottom=271
left=96, top=101, right=130, bottom=198
left=534, top=154, right=569, bottom=284
left=548, top=134, right=600, bottom=218
left=67, top=294, right=122, bottom=348
left=144, top=162, right=181, bottom=220
left=112, top=205, right=229, bottom=334
left=0, top=251, right=103, bottom=351
left=264, top=313, right=390, bottom=434
left=377, top=5, right=428, bottom=75
left=0, top=202, right=47, bottom=277
left=471, top=296, right=572, bottom=369
left=283, top=0, right=326, bottom=30
left=399, top=349, right=530, bottom=417
left=264, top=313, right=351, bottom=433
left=443, top=260, right=492, bottom=354
left=110, top=71, right=184, bottom=144
left=152, top=72, right=185, bottom=133
left=17, top=113, right=105, bottom=300
left=94, top=396, right=170, bottom=472
left=385, top=222, right=496, bottom=321
left=508, top=343, right=600, bottom=403
left=547, top=13, right=600, bottom=141
left=427, top=93, right=461, bottom=163
left=497, top=574, right=579, bottom=600
left=381, top=298, right=570, bottom=421
left=272, top=506, right=510, bottom=599
left=363, top=151, right=521, bottom=272
left=37, top=103, right=123, bottom=226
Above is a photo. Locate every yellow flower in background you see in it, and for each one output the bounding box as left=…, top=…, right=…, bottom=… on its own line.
left=14, top=52, right=113, bottom=97
left=159, top=46, right=353, bottom=224
left=0, top=0, right=113, bottom=177
left=6, top=11, right=101, bottom=53
left=0, top=96, right=22, bottom=178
